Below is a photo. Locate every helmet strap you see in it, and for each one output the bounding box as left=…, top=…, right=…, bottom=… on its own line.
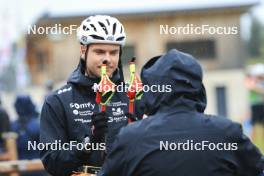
left=118, top=46, right=125, bottom=83
left=84, top=45, right=89, bottom=75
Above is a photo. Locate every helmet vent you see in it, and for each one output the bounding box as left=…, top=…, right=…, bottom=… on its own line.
left=106, top=19, right=110, bottom=25
left=116, top=37, right=125, bottom=41
left=90, top=35, right=104, bottom=40
left=90, top=24, right=97, bottom=31
left=82, top=25, right=89, bottom=31
left=112, top=23, right=116, bottom=35
left=98, top=22, right=108, bottom=35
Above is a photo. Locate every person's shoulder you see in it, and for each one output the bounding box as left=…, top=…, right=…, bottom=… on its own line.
left=118, top=117, right=154, bottom=141
left=55, top=84, right=73, bottom=96
left=205, top=114, right=240, bottom=128
left=204, top=114, right=242, bottom=139
left=45, top=84, right=72, bottom=103
left=41, top=85, right=71, bottom=120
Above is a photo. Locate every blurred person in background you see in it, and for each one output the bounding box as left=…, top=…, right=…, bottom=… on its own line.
left=11, top=94, right=40, bottom=159
left=11, top=94, right=45, bottom=176
left=0, top=95, right=11, bottom=161
left=246, top=64, right=264, bottom=154
left=40, top=15, right=142, bottom=176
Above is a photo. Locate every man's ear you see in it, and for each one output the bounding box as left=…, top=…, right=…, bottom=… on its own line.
left=80, top=45, right=87, bottom=55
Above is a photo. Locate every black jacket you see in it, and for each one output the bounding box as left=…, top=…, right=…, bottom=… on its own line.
left=0, top=106, right=10, bottom=152
left=40, top=59, right=141, bottom=176
left=99, top=49, right=264, bottom=176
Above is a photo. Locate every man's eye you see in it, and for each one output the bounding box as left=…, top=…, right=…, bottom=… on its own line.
left=110, top=51, right=118, bottom=55
left=96, top=50, right=104, bottom=54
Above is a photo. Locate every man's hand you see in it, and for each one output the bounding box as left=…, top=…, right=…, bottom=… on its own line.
left=91, top=112, right=108, bottom=142
left=126, top=113, right=139, bottom=124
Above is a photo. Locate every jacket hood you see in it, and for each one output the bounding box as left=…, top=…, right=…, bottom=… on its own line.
left=67, top=58, right=124, bottom=87
left=140, top=49, right=207, bottom=115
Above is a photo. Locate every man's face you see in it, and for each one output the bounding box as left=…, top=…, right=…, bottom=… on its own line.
left=82, top=44, right=120, bottom=78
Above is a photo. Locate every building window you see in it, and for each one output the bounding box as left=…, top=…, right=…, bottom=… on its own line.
left=216, top=86, right=227, bottom=117
left=166, top=39, right=216, bottom=59
left=121, top=45, right=135, bottom=65
left=36, top=50, right=46, bottom=71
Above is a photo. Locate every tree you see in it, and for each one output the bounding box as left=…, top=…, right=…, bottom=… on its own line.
left=248, top=17, right=263, bottom=57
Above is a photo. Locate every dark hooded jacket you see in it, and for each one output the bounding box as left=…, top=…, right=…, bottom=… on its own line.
left=40, top=59, right=142, bottom=176
left=99, top=49, right=264, bottom=176
left=11, top=95, right=40, bottom=159
left=0, top=98, right=10, bottom=153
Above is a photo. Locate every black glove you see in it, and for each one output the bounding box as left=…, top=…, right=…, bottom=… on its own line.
left=126, top=113, right=139, bottom=124
left=91, top=111, right=108, bottom=142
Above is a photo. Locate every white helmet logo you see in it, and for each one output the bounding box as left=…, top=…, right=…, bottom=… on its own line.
left=107, top=36, right=114, bottom=41
left=81, top=36, right=87, bottom=42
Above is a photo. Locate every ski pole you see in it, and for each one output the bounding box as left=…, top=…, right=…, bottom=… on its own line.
left=94, top=60, right=116, bottom=158
left=95, top=60, right=116, bottom=112
left=127, top=57, right=143, bottom=123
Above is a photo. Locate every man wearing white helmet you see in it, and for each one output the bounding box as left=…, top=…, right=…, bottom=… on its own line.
left=246, top=64, right=264, bottom=154
left=40, top=15, right=141, bottom=176
left=77, top=15, right=126, bottom=78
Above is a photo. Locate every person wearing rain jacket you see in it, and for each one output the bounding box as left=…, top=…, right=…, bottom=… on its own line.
left=40, top=15, right=142, bottom=176
left=12, top=94, right=40, bottom=160
left=0, top=96, right=10, bottom=157
left=11, top=94, right=45, bottom=176
left=99, top=49, right=264, bottom=176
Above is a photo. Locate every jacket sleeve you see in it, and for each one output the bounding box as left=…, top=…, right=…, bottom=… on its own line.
left=134, top=99, right=144, bottom=119
left=40, top=95, right=90, bottom=176
left=231, top=123, right=264, bottom=176
left=98, top=127, right=129, bottom=176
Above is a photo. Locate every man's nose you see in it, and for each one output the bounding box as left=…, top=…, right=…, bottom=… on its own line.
left=102, top=53, right=111, bottom=64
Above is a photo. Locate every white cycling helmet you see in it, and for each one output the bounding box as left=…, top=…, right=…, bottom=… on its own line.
left=77, top=15, right=126, bottom=46
left=248, top=64, right=264, bottom=77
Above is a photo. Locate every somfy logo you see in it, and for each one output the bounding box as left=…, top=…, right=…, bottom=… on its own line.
left=69, top=102, right=95, bottom=116
left=70, top=102, right=95, bottom=110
